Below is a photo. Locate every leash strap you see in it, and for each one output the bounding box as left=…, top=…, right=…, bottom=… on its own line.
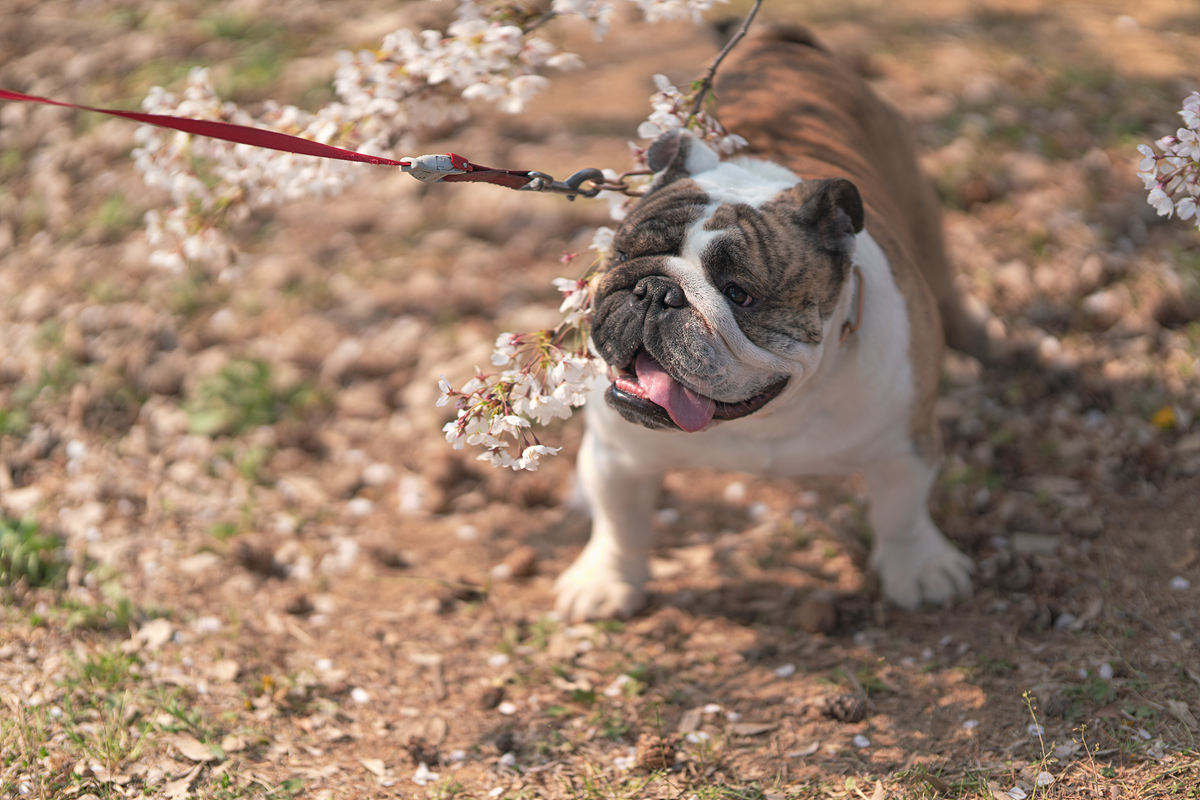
left=0, top=87, right=567, bottom=192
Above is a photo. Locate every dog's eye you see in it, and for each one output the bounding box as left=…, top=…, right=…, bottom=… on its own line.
left=613, top=250, right=629, bottom=264
left=723, top=283, right=753, bottom=307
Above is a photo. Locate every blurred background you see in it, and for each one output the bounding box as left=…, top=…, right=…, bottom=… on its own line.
left=2, top=0, right=1199, bottom=797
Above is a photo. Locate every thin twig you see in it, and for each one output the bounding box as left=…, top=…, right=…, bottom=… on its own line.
left=522, top=8, right=559, bottom=34
left=689, top=0, right=766, bottom=118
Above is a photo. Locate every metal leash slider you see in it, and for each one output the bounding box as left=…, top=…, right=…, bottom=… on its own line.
left=399, top=153, right=472, bottom=183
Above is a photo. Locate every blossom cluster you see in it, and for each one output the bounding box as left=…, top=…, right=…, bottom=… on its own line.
left=438, top=267, right=605, bottom=470
left=135, top=70, right=366, bottom=275
left=1138, top=92, right=1200, bottom=230
left=636, top=73, right=749, bottom=160
left=133, top=0, right=595, bottom=273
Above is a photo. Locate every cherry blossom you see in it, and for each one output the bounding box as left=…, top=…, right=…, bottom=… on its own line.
left=1138, top=92, right=1200, bottom=230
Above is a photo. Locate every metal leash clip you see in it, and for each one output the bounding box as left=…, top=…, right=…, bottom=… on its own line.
left=520, top=168, right=651, bottom=200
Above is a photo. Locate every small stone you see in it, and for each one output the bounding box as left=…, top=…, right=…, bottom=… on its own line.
left=211, top=660, right=240, bottom=682
left=502, top=546, right=538, bottom=579
left=362, top=462, right=395, bottom=487
left=852, top=734, right=870, bottom=749
left=797, top=589, right=838, bottom=634
left=774, top=663, right=797, bottom=679
left=1066, top=514, right=1104, bottom=537
left=497, top=701, right=518, bottom=716
left=1171, top=577, right=1191, bottom=591
left=655, top=508, right=681, bottom=525
left=137, top=618, right=175, bottom=651
left=286, top=594, right=314, bottom=616
left=995, top=260, right=1032, bottom=303
left=412, top=763, right=439, bottom=786
left=1011, top=533, right=1061, bottom=555
left=1081, top=286, right=1130, bottom=330
left=347, top=497, right=373, bottom=516
left=351, top=687, right=371, bottom=704
left=234, top=538, right=284, bottom=578
left=635, top=733, right=676, bottom=771
left=823, top=693, right=868, bottom=723
left=723, top=481, right=747, bottom=503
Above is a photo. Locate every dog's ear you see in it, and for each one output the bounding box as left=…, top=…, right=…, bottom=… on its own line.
left=645, top=129, right=721, bottom=190
left=798, top=178, right=864, bottom=257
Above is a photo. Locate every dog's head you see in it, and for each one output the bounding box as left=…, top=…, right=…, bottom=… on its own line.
left=591, top=130, right=864, bottom=432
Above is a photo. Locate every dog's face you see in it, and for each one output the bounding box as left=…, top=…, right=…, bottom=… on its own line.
left=591, top=131, right=865, bottom=432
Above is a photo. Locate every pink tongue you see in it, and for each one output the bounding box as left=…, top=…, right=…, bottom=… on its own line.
left=635, top=351, right=717, bottom=433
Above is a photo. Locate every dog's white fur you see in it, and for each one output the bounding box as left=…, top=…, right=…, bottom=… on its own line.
left=554, top=148, right=973, bottom=621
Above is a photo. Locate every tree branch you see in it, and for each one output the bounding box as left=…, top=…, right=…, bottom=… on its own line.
left=689, top=0, right=765, bottom=118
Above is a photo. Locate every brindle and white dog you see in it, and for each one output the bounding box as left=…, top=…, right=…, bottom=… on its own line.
left=555, top=27, right=987, bottom=622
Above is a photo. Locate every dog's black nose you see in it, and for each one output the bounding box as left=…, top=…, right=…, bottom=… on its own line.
left=633, top=275, right=687, bottom=309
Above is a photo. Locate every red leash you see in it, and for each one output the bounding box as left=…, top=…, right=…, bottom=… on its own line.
left=0, top=87, right=614, bottom=197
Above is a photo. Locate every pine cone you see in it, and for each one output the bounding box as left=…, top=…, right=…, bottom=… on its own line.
left=823, top=693, right=868, bottom=723
left=1039, top=691, right=1070, bottom=719
left=406, top=735, right=439, bottom=766
left=635, top=733, right=676, bottom=772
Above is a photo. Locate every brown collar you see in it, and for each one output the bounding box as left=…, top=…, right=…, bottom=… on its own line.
left=839, top=266, right=865, bottom=345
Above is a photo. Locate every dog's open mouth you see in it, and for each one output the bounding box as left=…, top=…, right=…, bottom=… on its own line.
left=607, top=350, right=788, bottom=432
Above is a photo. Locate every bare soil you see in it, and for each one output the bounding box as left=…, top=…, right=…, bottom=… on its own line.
left=2, top=1, right=1199, bottom=798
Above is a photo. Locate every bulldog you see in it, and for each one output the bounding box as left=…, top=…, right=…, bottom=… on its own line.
left=554, top=27, right=984, bottom=622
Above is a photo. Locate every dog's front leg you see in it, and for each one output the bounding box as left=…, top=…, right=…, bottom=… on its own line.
left=555, top=429, right=660, bottom=621
left=863, top=452, right=974, bottom=608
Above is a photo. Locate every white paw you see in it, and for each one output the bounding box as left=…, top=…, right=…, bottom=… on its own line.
left=871, top=521, right=974, bottom=609
left=554, top=547, right=650, bottom=622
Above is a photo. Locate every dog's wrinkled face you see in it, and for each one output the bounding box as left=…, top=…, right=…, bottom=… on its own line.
left=591, top=131, right=865, bottom=432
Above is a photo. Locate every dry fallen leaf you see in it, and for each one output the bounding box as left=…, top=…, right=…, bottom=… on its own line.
left=163, top=764, right=202, bottom=799
left=786, top=741, right=820, bottom=757
left=730, top=722, right=778, bottom=737
left=1167, top=699, right=1199, bottom=730
left=220, top=734, right=247, bottom=753
left=173, top=734, right=218, bottom=762
left=360, top=757, right=387, bottom=777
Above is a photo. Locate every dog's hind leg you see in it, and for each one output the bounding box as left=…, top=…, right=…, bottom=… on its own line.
left=863, top=451, right=974, bottom=608
left=555, top=429, right=661, bottom=621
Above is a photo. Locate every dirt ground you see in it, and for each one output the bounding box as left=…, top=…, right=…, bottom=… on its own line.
left=2, top=0, right=1200, bottom=798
